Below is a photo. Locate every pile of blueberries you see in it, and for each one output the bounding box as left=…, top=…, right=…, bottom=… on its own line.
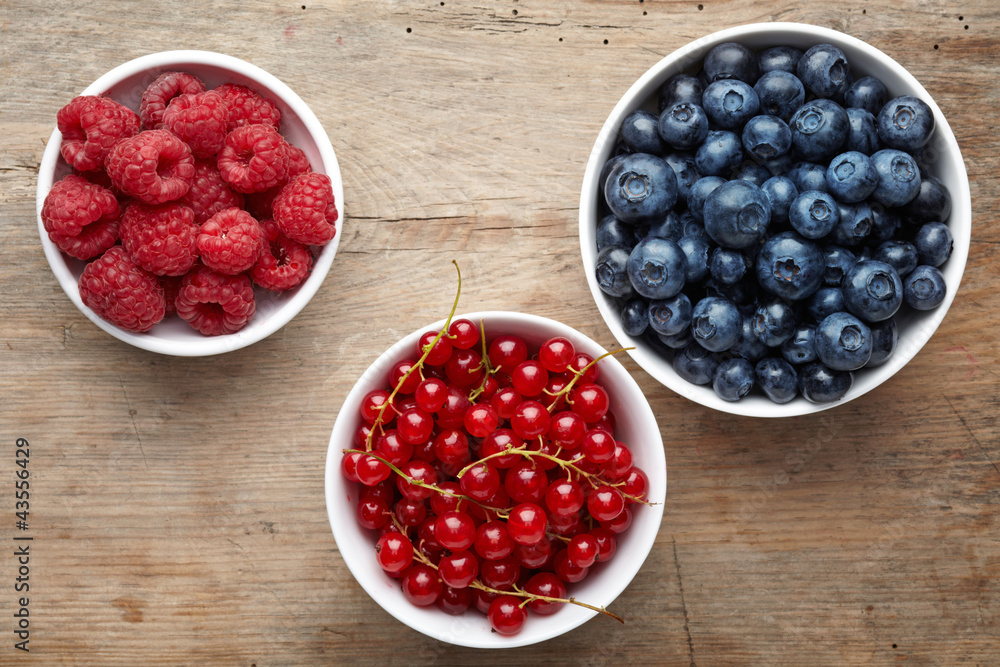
left=594, top=41, right=953, bottom=404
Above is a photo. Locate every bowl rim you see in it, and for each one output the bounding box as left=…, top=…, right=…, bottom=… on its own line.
left=323, top=310, right=667, bottom=648
left=35, top=49, right=343, bottom=357
left=578, top=21, right=971, bottom=417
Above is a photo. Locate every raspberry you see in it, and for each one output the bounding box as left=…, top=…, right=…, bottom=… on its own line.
left=159, top=274, right=183, bottom=316
left=287, top=144, right=312, bottom=179
left=216, top=124, right=290, bottom=193
left=50, top=217, right=120, bottom=261
left=57, top=96, right=140, bottom=172
left=139, top=71, right=206, bottom=128
left=272, top=172, right=338, bottom=246
left=175, top=265, right=256, bottom=336
left=120, top=201, right=200, bottom=276
left=41, top=174, right=120, bottom=239
left=162, top=90, right=229, bottom=158
left=106, top=129, right=195, bottom=204
left=79, top=246, right=166, bottom=332
left=197, top=207, right=264, bottom=275
left=179, top=158, right=245, bottom=224
left=214, top=83, right=282, bottom=132
left=243, top=186, right=282, bottom=220
left=251, top=219, right=313, bottom=291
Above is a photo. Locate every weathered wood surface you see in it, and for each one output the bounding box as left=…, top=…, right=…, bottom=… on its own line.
left=1, top=0, right=998, bottom=664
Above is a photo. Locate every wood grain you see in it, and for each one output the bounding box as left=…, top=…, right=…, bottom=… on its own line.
left=1, top=0, right=998, bottom=664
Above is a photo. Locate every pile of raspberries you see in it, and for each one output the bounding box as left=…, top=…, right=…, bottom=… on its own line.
left=40, top=71, right=338, bottom=335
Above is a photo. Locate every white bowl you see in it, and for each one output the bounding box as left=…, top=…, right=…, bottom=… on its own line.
left=324, top=311, right=666, bottom=648
left=36, top=50, right=343, bottom=356
left=579, top=22, right=971, bottom=417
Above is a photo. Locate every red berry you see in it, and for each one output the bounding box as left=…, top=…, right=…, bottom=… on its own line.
left=396, top=460, right=437, bottom=500
left=438, top=549, right=479, bottom=588
left=271, top=171, right=338, bottom=245
left=393, top=497, right=427, bottom=527
left=601, top=505, right=633, bottom=534
left=375, top=533, right=414, bottom=574
left=389, top=359, right=422, bottom=394
left=433, top=510, right=476, bottom=551
left=78, top=246, right=166, bottom=332
left=214, top=82, right=282, bottom=132
left=514, top=535, right=554, bottom=569
left=418, top=330, right=453, bottom=366
left=432, top=429, right=469, bottom=467
left=57, top=96, right=141, bottom=172
left=582, top=428, right=616, bottom=464
left=435, top=386, right=471, bottom=430
left=341, top=450, right=364, bottom=483
left=355, top=454, right=391, bottom=486
left=523, top=572, right=567, bottom=615
left=444, top=348, right=484, bottom=388
left=396, top=408, right=434, bottom=446
left=480, top=554, right=520, bottom=589
left=375, top=430, right=413, bottom=467
left=458, top=462, right=500, bottom=501
left=178, top=158, right=245, bottom=224
left=488, top=595, right=527, bottom=636
left=415, top=378, right=449, bottom=412
left=360, top=389, right=394, bottom=424
left=438, top=585, right=473, bottom=615
left=547, top=411, right=587, bottom=449
left=506, top=503, right=547, bottom=546
left=479, top=429, right=523, bottom=469
left=355, top=496, right=390, bottom=530
left=41, top=174, right=121, bottom=260
left=488, top=334, right=528, bottom=372
left=175, top=265, right=256, bottom=336
left=490, top=387, right=522, bottom=421
left=511, top=360, right=549, bottom=397
left=567, top=533, right=599, bottom=568
left=463, top=403, right=499, bottom=438
left=217, top=124, right=290, bottom=194
left=448, top=318, right=479, bottom=349
left=429, top=480, right=465, bottom=516
left=474, top=520, right=515, bottom=560
left=590, top=527, right=618, bottom=562
left=251, top=219, right=313, bottom=291
left=568, top=353, right=599, bottom=384
left=120, top=201, right=199, bottom=276
left=539, top=336, right=576, bottom=373
left=569, top=383, right=610, bottom=423
left=587, top=485, right=625, bottom=522
left=139, top=71, right=206, bottom=128
left=553, top=549, right=589, bottom=583
left=545, top=478, right=585, bottom=517
left=604, top=441, right=634, bottom=481
left=162, top=90, right=228, bottom=158
left=504, top=460, right=549, bottom=505
left=621, top=466, right=650, bottom=503
left=401, top=564, right=443, bottom=607
left=106, top=129, right=195, bottom=204
left=511, top=400, right=550, bottom=439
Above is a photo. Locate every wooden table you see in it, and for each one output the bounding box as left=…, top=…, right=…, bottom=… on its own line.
left=2, top=1, right=997, bottom=664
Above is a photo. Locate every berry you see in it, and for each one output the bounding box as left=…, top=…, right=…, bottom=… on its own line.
left=438, top=550, right=479, bottom=588
left=106, top=130, right=195, bottom=204
left=197, top=207, right=264, bottom=275
left=120, top=201, right=200, bottom=276
left=488, top=595, right=527, bottom=636
left=657, top=102, right=710, bottom=150
left=271, top=172, right=339, bottom=245
left=796, top=44, right=850, bottom=98
left=179, top=158, right=246, bottom=224
left=506, top=503, right=547, bottom=545
left=713, top=357, right=755, bottom=401
left=174, top=265, right=256, bottom=336
left=375, top=533, right=414, bottom=574
left=604, top=153, right=678, bottom=224
left=251, top=219, right=313, bottom=291
left=690, top=296, right=742, bottom=352
left=139, top=71, right=206, bottom=128
left=523, top=572, right=567, bottom=615
left=41, top=174, right=121, bottom=260
left=754, top=71, right=805, bottom=120
left=841, top=260, right=903, bottom=322
left=815, top=312, right=873, bottom=371
left=703, top=180, right=771, bottom=249
left=620, top=109, right=667, bottom=155
left=433, top=511, right=476, bottom=551
left=400, top=564, right=442, bottom=607
left=702, top=79, right=760, bottom=130
left=755, top=232, right=825, bottom=301
left=217, top=124, right=290, bottom=193
left=57, top=96, right=140, bottom=172
left=214, top=82, right=282, bottom=132
left=799, top=362, right=853, bottom=403
left=626, top=236, right=687, bottom=299
left=877, top=95, right=934, bottom=152
left=755, top=357, right=800, bottom=404
left=903, top=265, right=947, bottom=310
left=78, top=246, right=166, bottom=332
left=162, top=90, right=229, bottom=158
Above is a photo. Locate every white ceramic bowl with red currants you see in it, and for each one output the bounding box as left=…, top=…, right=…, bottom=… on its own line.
left=579, top=23, right=971, bottom=416
left=36, top=50, right=343, bottom=356
left=324, top=311, right=666, bottom=648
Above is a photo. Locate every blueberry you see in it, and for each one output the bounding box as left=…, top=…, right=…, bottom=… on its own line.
left=781, top=324, right=817, bottom=364
left=604, top=153, right=679, bottom=224
left=691, top=296, right=743, bottom=352
left=761, top=175, right=798, bottom=225
left=695, top=130, right=744, bottom=177
left=621, top=109, right=667, bottom=155
left=753, top=298, right=798, bottom=346
left=796, top=44, right=851, bottom=98
left=815, top=311, right=873, bottom=371
left=844, top=75, right=889, bottom=116
left=732, top=313, right=770, bottom=362
left=645, top=293, right=691, bottom=337
left=755, top=357, right=799, bottom=403
left=913, top=221, right=953, bottom=267
left=621, top=297, right=649, bottom=336
left=903, top=265, right=946, bottom=310
left=753, top=71, right=806, bottom=121
left=672, top=342, right=720, bottom=385
left=703, top=179, right=771, bottom=249
left=703, top=42, right=760, bottom=83
left=825, top=151, right=879, bottom=203
left=831, top=201, right=873, bottom=246
left=686, top=175, right=727, bottom=221
left=678, top=234, right=712, bottom=283
left=756, top=231, right=825, bottom=301
left=658, top=102, right=711, bottom=150
left=823, top=245, right=857, bottom=286
left=713, top=357, right=756, bottom=401
left=901, top=175, right=951, bottom=223
left=710, top=247, right=750, bottom=286
left=705, top=275, right=759, bottom=307
left=787, top=161, right=829, bottom=193
left=789, top=99, right=849, bottom=162
left=788, top=190, right=839, bottom=240
left=868, top=203, right=901, bottom=245
left=597, top=213, right=637, bottom=251
left=877, top=95, right=935, bottom=152
left=799, top=362, right=853, bottom=403
left=595, top=245, right=634, bottom=297
left=627, top=236, right=687, bottom=299
left=658, top=73, right=705, bottom=112
left=645, top=211, right=684, bottom=241
left=758, top=46, right=804, bottom=75
left=599, top=153, right=628, bottom=200
left=807, top=286, right=846, bottom=322
left=702, top=79, right=760, bottom=130
left=663, top=152, right=701, bottom=201
left=842, top=260, right=903, bottom=322
left=864, top=318, right=898, bottom=368
left=874, top=240, right=919, bottom=277
left=869, top=149, right=921, bottom=207
left=742, top=115, right=793, bottom=162
left=844, top=107, right=882, bottom=155
left=657, top=328, right=694, bottom=349
left=679, top=210, right=710, bottom=241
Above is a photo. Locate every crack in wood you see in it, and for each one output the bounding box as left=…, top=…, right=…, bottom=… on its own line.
left=672, top=536, right=697, bottom=667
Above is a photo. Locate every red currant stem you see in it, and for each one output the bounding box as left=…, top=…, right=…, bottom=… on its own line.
left=517, top=446, right=654, bottom=507
left=364, top=261, right=464, bottom=450
left=544, top=347, right=636, bottom=414
left=547, top=531, right=571, bottom=544
left=455, top=444, right=529, bottom=478
left=467, top=318, right=499, bottom=403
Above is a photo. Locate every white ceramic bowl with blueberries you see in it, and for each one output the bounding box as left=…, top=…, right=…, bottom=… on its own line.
left=579, top=22, right=970, bottom=417
left=324, top=311, right=666, bottom=648
left=35, top=50, right=343, bottom=356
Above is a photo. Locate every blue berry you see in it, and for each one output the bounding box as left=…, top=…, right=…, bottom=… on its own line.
left=753, top=71, right=806, bottom=121
left=599, top=153, right=628, bottom=198
left=822, top=245, right=857, bottom=286
left=710, top=247, right=750, bottom=286
left=657, top=328, right=694, bottom=349
left=874, top=240, right=919, bottom=277
left=702, top=79, right=760, bottom=130
left=756, top=231, right=825, bottom=300
left=831, top=201, right=873, bottom=246
left=621, top=109, right=667, bottom=155
left=627, top=236, right=687, bottom=299
left=713, top=357, right=755, bottom=401
left=781, top=324, right=817, bottom=364
left=844, top=107, right=881, bottom=155
left=864, top=318, right=898, bottom=368
left=742, top=115, right=792, bottom=162
left=752, top=298, right=798, bottom=346
left=870, top=149, right=921, bottom=207
left=903, top=265, right=946, bottom=310
left=604, top=153, right=679, bottom=224
left=621, top=298, right=649, bottom=336
left=789, top=99, right=849, bottom=162
left=799, top=362, right=853, bottom=403
left=877, top=95, right=935, bottom=152
left=902, top=175, right=951, bottom=223
left=806, top=286, right=845, bottom=323
left=844, top=75, right=888, bottom=116
left=913, top=221, right=953, bottom=267
left=596, top=213, right=637, bottom=251
left=786, top=161, right=829, bottom=193
left=672, top=343, right=719, bottom=385
left=658, top=102, right=710, bottom=150
left=694, top=131, right=743, bottom=177
left=755, top=357, right=799, bottom=403
left=648, top=292, right=693, bottom=336
left=645, top=211, right=684, bottom=241
left=842, top=260, right=903, bottom=322
left=663, top=152, right=701, bottom=201
left=732, top=314, right=769, bottom=362
left=703, top=179, right=771, bottom=249
left=679, top=210, right=710, bottom=241
left=658, top=73, right=705, bottom=112
left=758, top=46, right=803, bottom=75
left=595, top=245, right=634, bottom=297
left=825, top=151, right=878, bottom=203
left=691, top=296, right=743, bottom=352
left=732, top=161, right=773, bottom=187
left=796, top=44, right=851, bottom=98
left=686, top=176, right=727, bottom=222
left=761, top=175, right=798, bottom=224
left=815, top=311, right=873, bottom=371
left=678, top=234, right=711, bottom=283
left=703, top=42, right=759, bottom=83
left=868, top=204, right=901, bottom=245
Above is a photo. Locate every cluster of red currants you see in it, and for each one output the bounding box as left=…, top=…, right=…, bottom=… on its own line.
left=341, top=316, right=649, bottom=636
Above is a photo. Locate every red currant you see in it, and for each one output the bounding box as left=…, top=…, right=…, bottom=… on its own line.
left=438, top=549, right=479, bottom=588
left=488, top=334, right=528, bottom=372
left=621, top=466, right=649, bottom=502
left=360, top=389, right=395, bottom=425
left=414, top=377, right=449, bottom=412
left=396, top=407, right=434, bottom=445
left=587, top=484, right=625, bottom=522
left=355, top=497, right=390, bottom=530
left=590, top=527, right=617, bottom=562
left=511, top=400, right=551, bottom=439
left=463, top=402, right=499, bottom=438
left=567, top=533, right=599, bottom=568
left=418, top=330, right=453, bottom=366
left=429, top=480, right=465, bottom=516
left=480, top=554, right=520, bottom=589
left=604, top=441, right=633, bottom=480
left=433, top=510, right=476, bottom=551
left=458, top=462, right=500, bottom=501
left=582, top=428, right=616, bottom=464
left=490, top=387, right=522, bottom=421
left=448, top=318, right=480, bottom=349
left=479, top=429, right=524, bottom=468
left=504, top=460, right=548, bottom=505
left=514, top=535, right=554, bottom=569
left=547, top=410, right=587, bottom=449
left=396, top=460, right=437, bottom=501
left=432, top=429, right=469, bottom=467
left=553, top=549, right=589, bottom=583
left=375, top=533, right=414, bottom=574
left=435, top=386, right=471, bottom=430
left=401, top=564, right=443, bottom=606
left=539, top=336, right=575, bottom=373
left=340, top=450, right=364, bottom=483
left=523, top=571, right=566, bottom=615
left=506, top=503, right=547, bottom=545
left=487, top=595, right=527, bottom=636
left=474, top=520, right=515, bottom=560
left=355, top=454, right=391, bottom=486
left=511, top=360, right=548, bottom=397
left=601, top=505, right=633, bottom=534
left=375, top=429, right=413, bottom=467
left=437, top=585, right=472, bottom=615
left=568, top=352, right=599, bottom=384
left=569, top=383, right=610, bottom=423
left=445, top=348, right=484, bottom=388
left=544, top=478, right=585, bottom=517
left=393, top=497, right=427, bottom=527
left=389, top=359, right=421, bottom=394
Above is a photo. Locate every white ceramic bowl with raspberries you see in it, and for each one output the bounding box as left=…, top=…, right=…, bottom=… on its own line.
left=324, top=311, right=666, bottom=648
left=579, top=23, right=971, bottom=417
left=36, top=50, right=343, bottom=356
